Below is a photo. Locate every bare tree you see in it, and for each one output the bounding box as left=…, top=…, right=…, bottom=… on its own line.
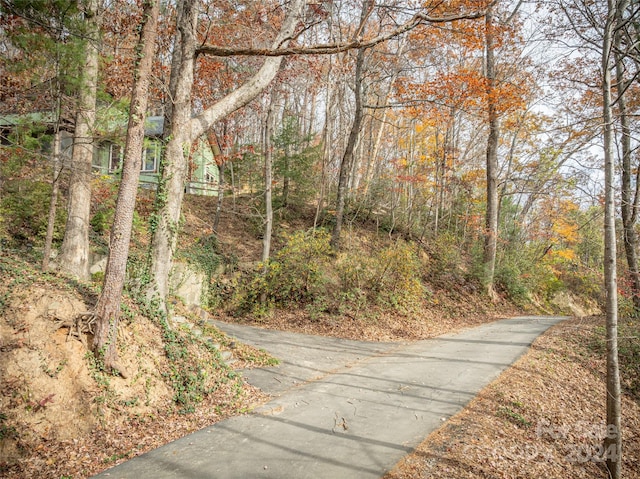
left=616, top=0, right=640, bottom=312
left=331, top=0, right=372, bottom=250
left=262, top=92, right=277, bottom=263
left=331, top=45, right=366, bottom=250
left=483, top=3, right=499, bottom=299
left=42, top=129, right=62, bottom=271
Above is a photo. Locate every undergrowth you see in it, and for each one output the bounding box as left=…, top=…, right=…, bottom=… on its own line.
left=132, top=294, right=240, bottom=414
left=231, top=229, right=332, bottom=315
left=231, top=231, right=427, bottom=316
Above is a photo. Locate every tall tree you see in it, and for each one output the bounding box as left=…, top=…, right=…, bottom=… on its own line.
left=331, top=44, right=367, bottom=249
left=602, top=0, right=622, bottom=476
left=0, top=0, right=84, bottom=267
left=42, top=126, right=63, bottom=271
left=57, top=0, right=100, bottom=280
left=483, top=3, right=499, bottom=298
left=615, top=1, right=640, bottom=312
left=147, top=0, right=306, bottom=303
left=331, top=0, right=371, bottom=250
left=92, top=0, right=159, bottom=374
left=262, top=91, right=277, bottom=263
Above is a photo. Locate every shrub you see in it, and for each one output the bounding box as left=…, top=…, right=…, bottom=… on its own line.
left=494, top=260, right=529, bottom=304
left=336, top=240, right=424, bottom=312
left=370, top=241, right=424, bottom=310
left=427, top=232, right=467, bottom=284
left=0, top=122, right=64, bottom=246
left=0, top=180, right=65, bottom=245
left=232, top=229, right=332, bottom=313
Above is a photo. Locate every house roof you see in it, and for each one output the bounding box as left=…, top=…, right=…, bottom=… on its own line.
left=0, top=112, right=165, bottom=137
left=0, top=111, right=57, bottom=128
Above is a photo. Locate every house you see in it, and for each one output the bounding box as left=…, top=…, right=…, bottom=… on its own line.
left=91, top=116, right=219, bottom=196
left=0, top=113, right=219, bottom=196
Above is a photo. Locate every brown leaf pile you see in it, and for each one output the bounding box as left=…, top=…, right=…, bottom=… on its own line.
left=2, top=383, right=268, bottom=479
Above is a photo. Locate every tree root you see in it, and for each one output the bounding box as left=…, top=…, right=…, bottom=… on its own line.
left=108, top=361, right=129, bottom=379
left=53, top=312, right=95, bottom=348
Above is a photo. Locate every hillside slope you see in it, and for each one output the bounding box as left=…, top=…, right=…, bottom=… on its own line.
left=0, top=195, right=606, bottom=479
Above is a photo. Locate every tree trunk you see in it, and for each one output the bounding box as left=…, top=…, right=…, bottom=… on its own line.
left=206, top=129, right=225, bottom=232
left=282, top=148, right=290, bottom=208
left=602, top=1, right=622, bottom=476
left=58, top=0, right=99, bottom=281
left=92, top=0, right=160, bottom=374
left=262, top=94, right=276, bottom=263
left=147, top=0, right=305, bottom=303
left=314, top=56, right=335, bottom=229
left=42, top=129, right=62, bottom=271
left=483, top=6, right=499, bottom=299
left=616, top=24, right=640, bottom=312
left=331, top=44, right=366, bottom=250
left=147, top=0, right=199, bottom=302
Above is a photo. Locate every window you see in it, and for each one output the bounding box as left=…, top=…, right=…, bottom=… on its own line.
left=109, top=144, right=122, bottom=172
left=204, top=165, right=217, bottom=183
left=142, top=140, right=160, bottom=172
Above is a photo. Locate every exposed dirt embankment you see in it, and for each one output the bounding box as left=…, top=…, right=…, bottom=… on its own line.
left=0, top=262, right=270, bottom=479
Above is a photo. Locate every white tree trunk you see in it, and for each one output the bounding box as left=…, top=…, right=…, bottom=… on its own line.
left=262, top=94, right=276, bottom=263
left=188, top=0, right=304, bottom=142
left=42, top=129, right=62, bottom=271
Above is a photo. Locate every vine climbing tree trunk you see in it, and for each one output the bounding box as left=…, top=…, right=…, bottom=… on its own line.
left=147, top=0, right=305, bottom=304
left=92, top=0, right=160, bottom=374
left=147, top=0, right=199, bottom=303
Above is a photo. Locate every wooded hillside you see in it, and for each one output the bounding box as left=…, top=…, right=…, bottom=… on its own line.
left=1, top=1, right=640, bottom=478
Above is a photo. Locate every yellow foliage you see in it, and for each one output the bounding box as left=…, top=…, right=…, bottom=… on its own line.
left=552, top=248, right=576, bottom=261
left=552, top=220, right=578, bottom=244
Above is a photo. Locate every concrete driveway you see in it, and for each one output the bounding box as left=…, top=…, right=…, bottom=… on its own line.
left=93, top=315, right=565, bottom=479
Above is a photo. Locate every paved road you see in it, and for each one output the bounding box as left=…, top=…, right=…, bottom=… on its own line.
left=93, top=315, right=565, bottom=479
